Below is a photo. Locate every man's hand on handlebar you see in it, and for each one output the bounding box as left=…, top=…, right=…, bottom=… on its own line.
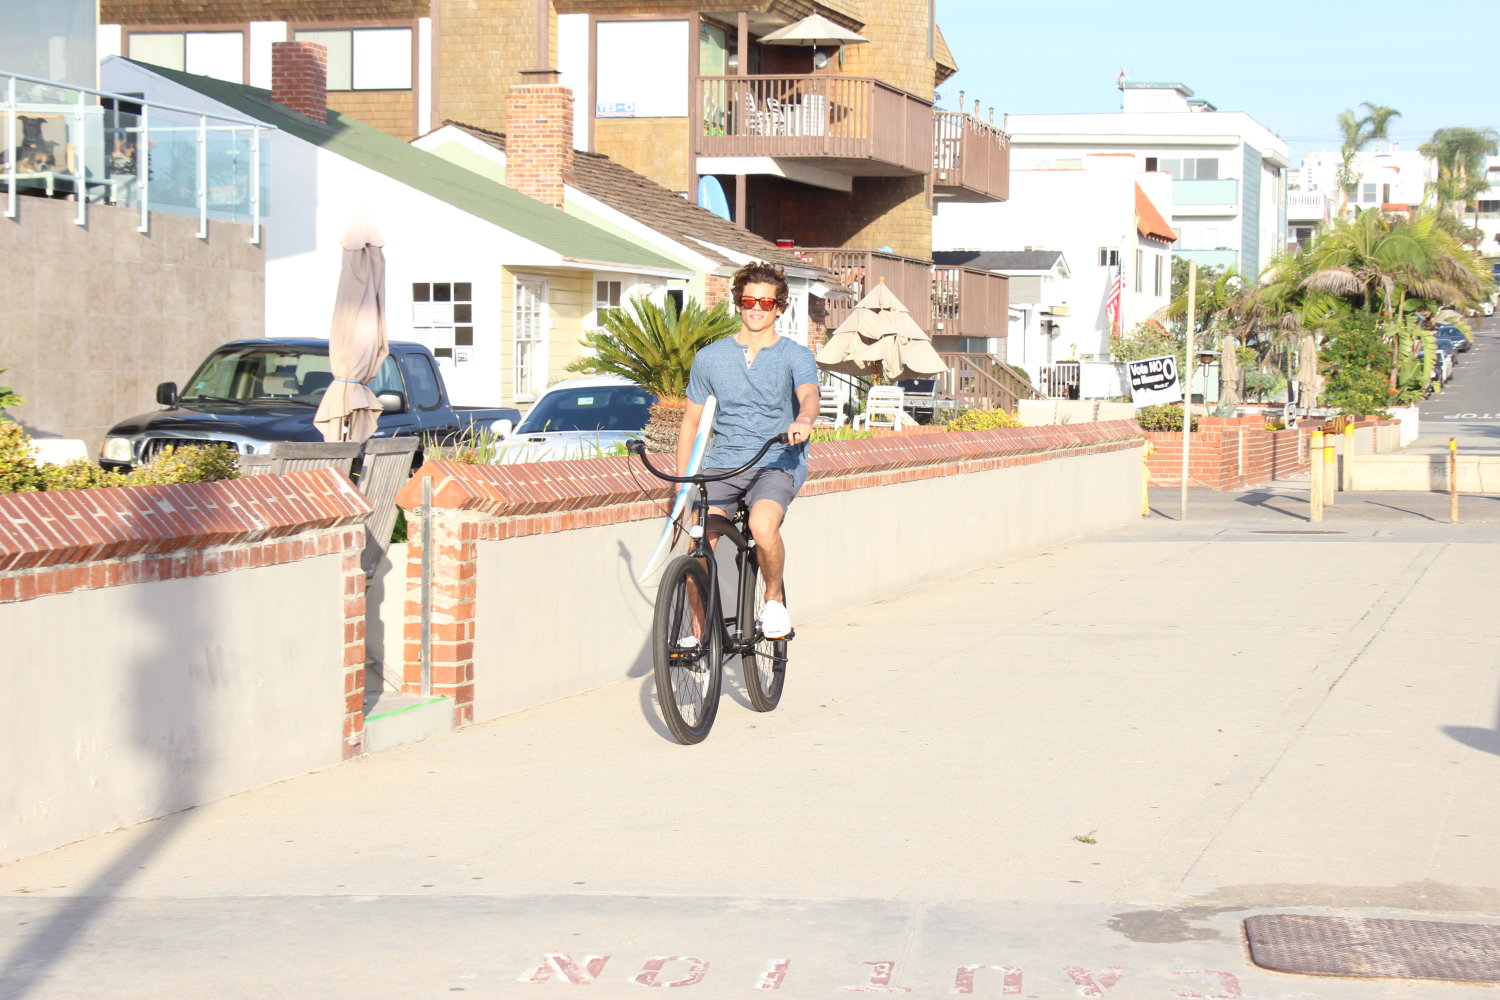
left=786, top=418, right=812, bottom=446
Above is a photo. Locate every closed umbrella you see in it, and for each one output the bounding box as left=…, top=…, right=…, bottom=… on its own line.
left=815, top=278, right=946, bottom=382
left=315, top=216, right=389, bottom=443
left=1296, top=331, right=1321, bottom=411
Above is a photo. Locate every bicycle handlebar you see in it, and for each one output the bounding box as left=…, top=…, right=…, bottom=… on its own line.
left=628, top=434, right=788, bottom=485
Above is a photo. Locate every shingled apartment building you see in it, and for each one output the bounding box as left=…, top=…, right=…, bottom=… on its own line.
left=100, top=0, right=1017, bottom=381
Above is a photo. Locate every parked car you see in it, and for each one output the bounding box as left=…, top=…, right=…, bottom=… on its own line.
left=100, top=338, right=519, bottom=471
left=1434, top=329, right=1469, bottom=355
left=495, top=375, right=656, bottom=464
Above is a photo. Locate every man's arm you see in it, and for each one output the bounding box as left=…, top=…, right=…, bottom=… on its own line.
left=787, top=382, right=819, bottom=445
left=676, top=398, right=706, bottom=474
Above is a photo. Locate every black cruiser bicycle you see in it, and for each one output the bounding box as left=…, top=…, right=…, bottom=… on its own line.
left=628, top=436, right=791, bottom=744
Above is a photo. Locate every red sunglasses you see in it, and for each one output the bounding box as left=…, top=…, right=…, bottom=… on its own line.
left=738, top=296, right=780, bottom=311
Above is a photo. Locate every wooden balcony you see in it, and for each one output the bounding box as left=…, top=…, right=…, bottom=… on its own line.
left=801, top=247, right=934, bottom=330
left=933, top=111, right=1010, bottom=203
left=696, top=75, right=934, bottom=177
left=931, top=266, right=1008, bottom=340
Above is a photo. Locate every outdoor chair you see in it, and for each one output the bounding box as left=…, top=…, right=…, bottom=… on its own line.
left=853, top=385, right=906, bottom=432
left=237, top=440, right=362, bottom=477
left=354, top=437, right=421, bottom=578
left=814, top=385, right=847, bottom=428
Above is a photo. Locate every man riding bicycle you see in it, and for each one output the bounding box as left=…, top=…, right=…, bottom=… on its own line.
left=676, top=262, right=820, bottom=639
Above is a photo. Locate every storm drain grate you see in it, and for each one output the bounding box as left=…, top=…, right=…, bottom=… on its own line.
left=1250, top=530, right=1346, bottom=535
left=1244, top=914, right=1500, bottom=982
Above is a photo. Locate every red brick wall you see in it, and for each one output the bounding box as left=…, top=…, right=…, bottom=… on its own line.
left=504, top=84, right=575, bottom=209
left=1145, top=415, right=1314, bottom=489
left=271, top=41, right=328, bottom=124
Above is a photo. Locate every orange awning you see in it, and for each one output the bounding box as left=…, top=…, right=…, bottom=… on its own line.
left=1135, top=184, right=1177, bottom=243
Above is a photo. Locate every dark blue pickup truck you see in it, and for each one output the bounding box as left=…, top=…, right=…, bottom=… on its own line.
left=100, top=338, right=520, bottom=471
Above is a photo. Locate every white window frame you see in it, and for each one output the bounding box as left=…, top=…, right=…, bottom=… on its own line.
left=291, top=27, right=413, bottom=91
left=410, top=280, right=475, bottom=361
left=128, top=31, right=245, bottom=84
left=513, top=275, right=550, bottom=402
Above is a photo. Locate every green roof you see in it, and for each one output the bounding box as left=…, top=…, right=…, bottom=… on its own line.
left=127, top=60, right=684, bottom=273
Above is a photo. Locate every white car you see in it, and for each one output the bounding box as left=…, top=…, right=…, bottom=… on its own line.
left=497, top=375, right=656, bottom=464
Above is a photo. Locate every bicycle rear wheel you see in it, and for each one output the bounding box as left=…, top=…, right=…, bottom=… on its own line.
left=652, top=555, right=722, bottom=744
left=739, top=551, right=787, bottom=712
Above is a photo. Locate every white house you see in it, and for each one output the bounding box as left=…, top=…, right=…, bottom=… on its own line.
left=935, top=154, right=1176, bottom=365
left=100, top=49, right=692, bottom=408
left=410, top=120, right=825, bottom=344
left=1296, top=145, right=1434, bottom=217
left=1003, top=81, right=1288, bottom=279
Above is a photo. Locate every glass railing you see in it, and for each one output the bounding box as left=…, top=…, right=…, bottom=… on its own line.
left=3, top=70, right=274, bottom=241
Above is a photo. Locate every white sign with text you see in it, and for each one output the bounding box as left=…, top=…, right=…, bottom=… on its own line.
left=1125, top=354, right=1182, bottom=407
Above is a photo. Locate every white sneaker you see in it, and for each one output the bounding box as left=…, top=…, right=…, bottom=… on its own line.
left=760, top=600, right=791, bottom=639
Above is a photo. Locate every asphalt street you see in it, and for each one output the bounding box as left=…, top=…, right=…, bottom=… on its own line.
left=1406, top=312, right=1500, bottom=454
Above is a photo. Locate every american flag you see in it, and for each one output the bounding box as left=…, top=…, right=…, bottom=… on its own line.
left=1105, top=265, right=1125, bottom=336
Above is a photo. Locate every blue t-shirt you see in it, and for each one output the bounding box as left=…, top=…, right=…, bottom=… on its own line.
left=686, top=336, right=819, bottom=487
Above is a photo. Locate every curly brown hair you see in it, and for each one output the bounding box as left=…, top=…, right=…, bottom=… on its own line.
left=731, top=261, right=789, bottom=311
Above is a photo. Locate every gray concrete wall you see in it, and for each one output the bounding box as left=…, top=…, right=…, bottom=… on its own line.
left=470, top=446, right=1143, bottom=724
left=0, top=198, right=265, bottom=452
left=1018, top=399, right=1136, bottom=425
left=1347, top=454, right=1500, bottom=493
left=3, top=556, right=345, bottom=863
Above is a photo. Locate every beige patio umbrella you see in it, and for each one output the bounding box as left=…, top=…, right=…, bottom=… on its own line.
left=758, top=13, right=869, bottom=47
left=314, top=216, right=389, bottom=443
left=815, top=278, right=947, bottom=382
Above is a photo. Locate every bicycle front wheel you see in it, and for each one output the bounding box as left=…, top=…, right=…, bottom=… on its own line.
left=739, top=551, right=787, bottom=712
left=652, top=555, right=723, bottom=744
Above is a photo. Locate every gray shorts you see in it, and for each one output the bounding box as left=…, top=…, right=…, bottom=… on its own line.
left=703, top=466, right=796, bottom=513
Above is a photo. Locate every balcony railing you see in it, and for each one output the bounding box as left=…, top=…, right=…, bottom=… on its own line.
left=932, top=111, right=1010, bottom=202
left=695, top=75, right=933, bottom=176
left=1172, top=177, right=1239, bottom=208
left=936, top=353, right=1039, bottom=411
left=932, top=266, right=1008, bottom=340
left=3, top=70, right=274, bottom=239
left=801, top=247, right=934, bottom=331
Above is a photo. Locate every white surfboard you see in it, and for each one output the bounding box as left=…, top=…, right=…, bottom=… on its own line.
left=638, top=395, right=716, bottom=584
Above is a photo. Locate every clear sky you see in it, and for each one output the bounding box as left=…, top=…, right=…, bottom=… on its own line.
left=935, top=0, right=1499, bottom=166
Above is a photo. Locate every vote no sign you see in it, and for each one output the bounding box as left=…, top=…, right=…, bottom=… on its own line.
left=1125, top=354, right=1183, bottom=407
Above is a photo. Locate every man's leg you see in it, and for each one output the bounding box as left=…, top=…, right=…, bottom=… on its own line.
left=747, top=498, right=788, bottom=602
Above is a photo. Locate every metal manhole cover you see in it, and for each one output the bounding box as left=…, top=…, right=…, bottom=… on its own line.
left=1250, top=530, right=1346, bottom=535
left=1244, top=914, right=1500, bottom=982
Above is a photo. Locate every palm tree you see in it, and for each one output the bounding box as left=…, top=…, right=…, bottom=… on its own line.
left=567, top=294, right=739, bottom=452
left=1335, top=102, right=1401, bottom=220
left=1421, top=126, right=1500, bottom=236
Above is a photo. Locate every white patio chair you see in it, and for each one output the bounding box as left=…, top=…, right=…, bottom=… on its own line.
left=853, top=385, right=906, bottom=432
left=814, top=385, right=847, bottom=428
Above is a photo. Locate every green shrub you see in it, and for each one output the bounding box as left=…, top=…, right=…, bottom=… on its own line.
left=0, top=367, right=22, bottom=419
left=126, top=443, right=242, bottom=485
left=0, top=423, right=45, bottom=493
left=43, top=460, right=128, bottom=490
left=944, top=408, right=1024, bottom=431
left=810, top=427, right=876, bottom=442
left=1136, top=403, right=1199, bottom=432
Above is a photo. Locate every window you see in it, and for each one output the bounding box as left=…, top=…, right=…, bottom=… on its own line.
left=594, top=280, right=622, bottom=309
left=1155, top=157, right=1219, bottom=180
left=128, top=31, right=244, bottom=83
left=665, top=288, right=685, bottom=314
left=1361, top=183, right=1377, bottom=203
left=1154, top=255, right=1164, bottom=296
left=1134, top=249, right=1143, bottom=292
left=411, top=281, right=474, bottom=349
left=292, top=27, right=413, bottom=90
left=405, top=353, right=443, bottom=410
left=595, top=20, right=688, bottom=117
left=514, top=277, right=548, bottom=400
left=1097, top=247, right=1120, bottom=267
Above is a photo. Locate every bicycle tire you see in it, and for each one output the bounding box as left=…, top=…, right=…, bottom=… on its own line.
left=739, top=550, right=787, bottom=712
left=652, top=555, right=722, bottom=744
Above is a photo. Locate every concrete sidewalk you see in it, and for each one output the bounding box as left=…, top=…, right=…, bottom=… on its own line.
left=3, top=485, right=1499, bottom=999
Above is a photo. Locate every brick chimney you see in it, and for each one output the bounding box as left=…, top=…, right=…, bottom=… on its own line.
left=271, top=41, right=328, bottom=124
left=503, top=83, right=575, bottom=209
